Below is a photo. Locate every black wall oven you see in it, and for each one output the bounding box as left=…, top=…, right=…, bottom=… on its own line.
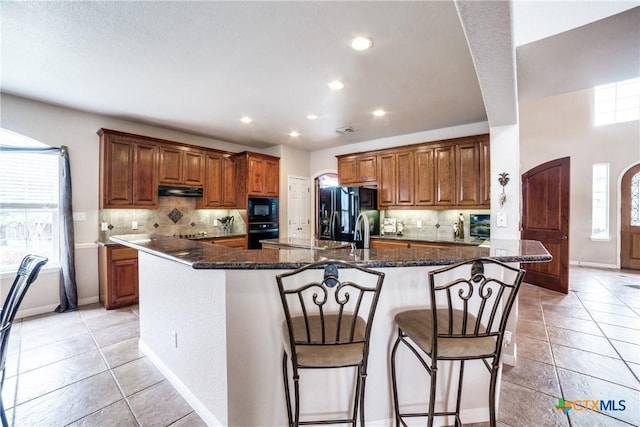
left=248, top=197, right=279, bottom=223
left=247, top=197, right=279, bottom=249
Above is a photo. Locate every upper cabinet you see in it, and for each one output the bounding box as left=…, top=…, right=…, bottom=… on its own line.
left=236, top=152, right=280, bottom=201
left=197, top=153, right=237, bottom=208
left=99, top=129, right=158, bottom=209
left=336, top=134, right=490, bottom=209
left=159, top=145, right=204, bottom=186
left=336, top=154, right=377, bottom=186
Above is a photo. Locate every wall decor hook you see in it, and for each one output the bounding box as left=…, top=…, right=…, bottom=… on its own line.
left=498, top=172, right=510, bottom=207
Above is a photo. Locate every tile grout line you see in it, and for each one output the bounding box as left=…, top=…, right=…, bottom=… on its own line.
left=71, top=309, right=143, bottom=427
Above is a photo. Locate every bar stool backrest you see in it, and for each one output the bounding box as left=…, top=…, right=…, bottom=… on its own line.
left=427, top=257, right=525, bottom=359
left=276, top=260, right=385, bottom=366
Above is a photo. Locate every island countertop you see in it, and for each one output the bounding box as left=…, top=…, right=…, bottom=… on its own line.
left=110, top=234, right=551, bottom=269
left=260, top=237, right=351, bottom=250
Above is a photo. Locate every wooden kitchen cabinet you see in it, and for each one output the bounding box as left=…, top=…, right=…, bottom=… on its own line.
left=434, top=144, right=456, bottom=206
left=378, top=150, right=415, bottom=207
left=456, top=141, right=481, bottom=206
left=99, top=129, right=158, bottom=209
left=212, top=236, right=246, bottom=248
left=198, top=153, right=237, bottom=208
left=480, top=139, right=491, bottom=206
left=159, top=145, right=205, bottom=186
left=415, top=147, right=435, bottom=206
left=236, top=152, right=280, bottom=199
left=336, top=154, right=377, bottom=185
left=371, top=239, right=410, bottom=249
left=98, top=245, right=139, bottom=309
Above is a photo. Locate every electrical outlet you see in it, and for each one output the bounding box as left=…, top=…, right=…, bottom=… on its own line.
left=72, top=212, right=86, bottom=221
left=504, top=331, right=513, bottom=346
left=417, top=220, right=422, bottom=228
left=171, top=331, right=178, bottom=348
left=496, top=212, right=507, bottom=228
left=101, top=222, right=109, bottom=231
left=132, top=221, right=138, bottom=230
left=213, top=219, right=218, bottom=226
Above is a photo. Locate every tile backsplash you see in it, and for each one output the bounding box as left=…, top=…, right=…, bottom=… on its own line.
left=380, top=209, right=490, bottom=240
left=99, top=196, right=246, bottom=238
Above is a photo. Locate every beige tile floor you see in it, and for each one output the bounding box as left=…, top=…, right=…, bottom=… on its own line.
left=2, top=265, right=639, bottom=426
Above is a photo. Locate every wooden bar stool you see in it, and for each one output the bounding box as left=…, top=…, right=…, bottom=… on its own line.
left=390, top=258, right=525, bottom=427
left=276, top=260, right=385, bottom=427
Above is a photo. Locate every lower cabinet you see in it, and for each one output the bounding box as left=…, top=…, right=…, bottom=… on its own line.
left=98, top=245, right=139, bottom=309
left=371, top=238, right=460, bottom=249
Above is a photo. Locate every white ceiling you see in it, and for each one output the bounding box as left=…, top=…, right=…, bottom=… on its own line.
left=1, top=1, right=637, bottom=151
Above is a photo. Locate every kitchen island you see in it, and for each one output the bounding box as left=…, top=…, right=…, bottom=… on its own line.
left=111, top=234, right=550, bottom=427
left=260, top=236, right=351, bottom=250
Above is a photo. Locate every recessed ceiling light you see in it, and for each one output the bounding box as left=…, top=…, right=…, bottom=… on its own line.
left=289, top=131, right=300, bottom=137
left=351, top=37, right=373, bottom=51
left=328, top=80, right=344, bottom=90
left=373, top=109, right=386, bottom=117
left=240, top=116, right=252, bottom=123
left=307, top=114, right=318, bottom=120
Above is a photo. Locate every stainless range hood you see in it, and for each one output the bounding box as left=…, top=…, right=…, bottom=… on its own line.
left=158, top=185, right=203, bottom=197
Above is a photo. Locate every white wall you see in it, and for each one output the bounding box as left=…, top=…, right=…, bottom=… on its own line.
left=0, top=94, right=263, bottom=315
left=519, top=88, right=640, bottom=267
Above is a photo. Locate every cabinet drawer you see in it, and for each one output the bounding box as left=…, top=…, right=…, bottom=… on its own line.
left=111, top=247, right=138, bottom=261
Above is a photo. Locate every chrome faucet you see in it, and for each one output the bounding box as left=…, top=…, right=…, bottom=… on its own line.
left=354, top=212, right=370, bottom=249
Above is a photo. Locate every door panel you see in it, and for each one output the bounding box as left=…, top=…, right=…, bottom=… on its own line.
left=521, top=157, right=570, bottom=294
left=621, top=164, right=640, bottom=269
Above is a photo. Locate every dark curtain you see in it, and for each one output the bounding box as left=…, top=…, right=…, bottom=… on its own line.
left=0, top=144, right=78, bottom=312
left=55, top=146, right=78, bottom=312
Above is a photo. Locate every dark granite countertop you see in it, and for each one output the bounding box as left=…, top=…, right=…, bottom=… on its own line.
left=371, top=234, right=483, bottom=246
left=110, top=234, right=551, bottom=270
left=260, top=237, right=351, bottom=250
left=97, top=231, right=246, bottom=247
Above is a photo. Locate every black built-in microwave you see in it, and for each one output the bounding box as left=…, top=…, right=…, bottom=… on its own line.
left=248, top=197, right=278, bottom=223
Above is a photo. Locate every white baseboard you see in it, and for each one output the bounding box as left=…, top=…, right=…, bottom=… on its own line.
left=570, top=260, right=618, bottom=269
left=139, top=339, right=224, bottom=427
left=15, top=296, right=100, bottom=320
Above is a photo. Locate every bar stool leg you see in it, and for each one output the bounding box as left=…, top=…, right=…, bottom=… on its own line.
left=282, top=353, right=293, bottom=427
left=390, top=333, right=403, bottom=427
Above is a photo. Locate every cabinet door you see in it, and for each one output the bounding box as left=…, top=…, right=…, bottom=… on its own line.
left=396, top=151, right=414, bottom=206
left=415, top=148, right=435, bottom=206
left=456, top=142, right=481, bottom=206
left=183, top=150, right=204, bottom=186
left=434, top=145, right=456, bottom=206
left=263, top=158, right=279, bottom=197
left=357, top=156, right=377, bottom=183
left=338, top=157, right=357, bottom=184
left=248, top=156, right=265, bottom=195
left=222, top=156, right=238, bottom=207
left=377, top=153, right=396, bottom=207
left=480, top=139, right=491, bottom=206
left=110, top=258, right=139, bottom=308
left=132, top=142, right=158, bottom=206
left=359, top=187, right=376, bottom=210
left=104, top=137, right=133, bottom=207
left=370, top=239, right=409, bottom=249
left=202, top=154, right=223, bottom=207
left=159, top=146, right=184, bottom=184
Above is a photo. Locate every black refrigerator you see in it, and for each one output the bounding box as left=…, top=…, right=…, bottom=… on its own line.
left=318, top=187, right=379, bottom=242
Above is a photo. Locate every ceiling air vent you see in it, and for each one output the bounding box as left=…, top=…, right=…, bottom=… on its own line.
left=335, top=126, right=355, bottom=135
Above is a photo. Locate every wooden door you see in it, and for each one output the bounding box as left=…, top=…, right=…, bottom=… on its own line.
left=356, top=156, right=377, bottom=183
left=248, top=156, right=265, bottom=195
left=377, top=153, right=396, bottom=207
left=396, top=151, right=415, bottom=206
left=132, top=142, right=158, bottom=207
left=621, top=164, right=640, bottom=269
left=479, top=140, right=491, bottom=206
left=521, top=157, right=570, bottom=294
left=415, top=148, right=435, bottom=206
left=337, top=157, right=357, bottom=184
left=435, top=145, right=456, bottom=205
left=110, top=258, right=139, bottom=308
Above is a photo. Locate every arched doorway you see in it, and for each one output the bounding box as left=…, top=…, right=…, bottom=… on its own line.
left=621, top=163, right=640, bottom=269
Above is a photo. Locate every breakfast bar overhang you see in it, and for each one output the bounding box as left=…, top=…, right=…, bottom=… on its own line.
left=111, top=235, right=551, bottom=426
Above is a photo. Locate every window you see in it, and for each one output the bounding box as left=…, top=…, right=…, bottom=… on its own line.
left=594, top=77, right=640, bottom=126
left=0, top=129, right=60, bottom=270
left=631, top=171, right=640, bottom=227
left=591, top=163, right=609, bottom=240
